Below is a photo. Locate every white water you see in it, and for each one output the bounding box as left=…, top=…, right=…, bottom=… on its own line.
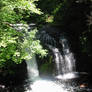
left=26, top=55, right=39, bottom=81
left=25, top=55, right=69, bottom=92
left=55, top=37, right=76, bottom=79
left=47, top=36, right=77, bottom=79
left=26, top=80, right=68, bottom=92
left=47, top=45, right=65, bottom=75
left=61, top=38, right=76, bottom=73
left=25, top=36, right=77, bottom=92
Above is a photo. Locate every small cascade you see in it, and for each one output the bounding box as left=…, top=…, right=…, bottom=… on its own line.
left=47, top=36, right=77, bottom=79
left=26, top=55, right=39, bottom=81
left=55, top=37, right=77, bottom=79
left=47, top=45, right=65, bottom=75
left=60, top=37, right=76, bottom=74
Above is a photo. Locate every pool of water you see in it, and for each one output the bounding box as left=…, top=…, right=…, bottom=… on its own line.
left=1, top=72, right=92, bottom=92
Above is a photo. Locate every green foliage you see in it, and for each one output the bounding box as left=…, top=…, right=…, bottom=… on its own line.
left=21, top=28, right=47, bottom=60
left=0, top=0, right=47, bottom=69
left=0, top=26, right=47, bottom=68
left=0, top=0, right=42, bottom=23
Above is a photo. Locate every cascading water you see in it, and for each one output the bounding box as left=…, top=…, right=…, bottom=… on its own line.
left=25, top=55, right=69, bottom=92
left=47, top=36, right=77, bottom=79
left=26, top=55, right=39, bottom=81
left=60, top=37, right=76, bottom=73
left=55, top=37, right=77, bottom=79
left=24, top=35, right=69, bottom=92
left=47, top=45, right=65, bottom=75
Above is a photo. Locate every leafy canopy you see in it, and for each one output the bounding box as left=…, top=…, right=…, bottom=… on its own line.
left=0, top=0, right=47, bottom=68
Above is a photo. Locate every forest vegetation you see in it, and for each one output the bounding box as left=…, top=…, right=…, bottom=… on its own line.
left=0, top=0, right=92, bottom=84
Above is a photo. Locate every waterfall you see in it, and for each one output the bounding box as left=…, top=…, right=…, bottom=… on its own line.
left=55, top=37, right=77, bottom=79
left=47, top=36, right=77, bottom=79
left=26, top=55, right=39, bottom=81
left=24, top=30, right=80, bottom=92
left=47, top=45, right=65, bottom=75
left=25, top=27, right=77, bottom=81
left=60, top=37, right=76, bottom=74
